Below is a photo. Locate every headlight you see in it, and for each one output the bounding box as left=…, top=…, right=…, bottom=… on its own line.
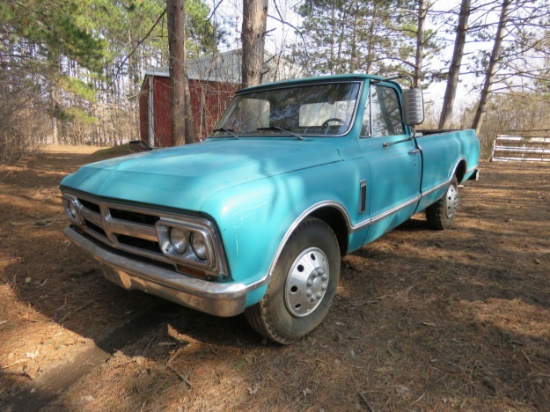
left=68, top=202, right=79, bottom=219
left=156, top=219, right=216, bottom=270
left=169, top=228, right=188, bottom=254
left=63, top=197, right=84, bottom=226
left=191, top=232, right=208, bottom=260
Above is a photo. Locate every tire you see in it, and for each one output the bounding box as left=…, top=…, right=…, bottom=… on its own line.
left=245, top=217, right=341, bottom=344
left=426, top=176, right=459, bottom=230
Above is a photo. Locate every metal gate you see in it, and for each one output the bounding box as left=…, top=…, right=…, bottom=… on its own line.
left=491, top=132, right=550, bottom=162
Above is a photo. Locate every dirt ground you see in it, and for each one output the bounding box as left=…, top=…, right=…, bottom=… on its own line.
left=0, top=145, right=549, bottom=412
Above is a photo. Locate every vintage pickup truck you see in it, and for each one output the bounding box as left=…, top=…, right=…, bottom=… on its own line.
left=61, top=74, right=479, bottom=344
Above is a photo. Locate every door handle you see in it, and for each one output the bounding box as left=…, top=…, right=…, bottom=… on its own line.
left=408, top=149, right=421, bottom=155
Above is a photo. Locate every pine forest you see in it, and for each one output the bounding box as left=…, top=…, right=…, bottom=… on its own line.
left=1, top=0, right=549, bottom=162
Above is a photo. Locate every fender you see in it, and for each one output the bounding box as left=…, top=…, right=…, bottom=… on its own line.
left=199, top=160, right=366, bottom=306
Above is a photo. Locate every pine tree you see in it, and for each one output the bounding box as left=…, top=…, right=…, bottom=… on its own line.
left=242, top=0, right=269, bottom=87
left=294, top=0, right=442, bottom=84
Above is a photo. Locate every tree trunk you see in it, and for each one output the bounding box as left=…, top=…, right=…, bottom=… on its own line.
left=336, top=5, right=347, bottom=74
left=330, top=6, right=335, bottom=75
left=349, top=1, right=358, bottom=73
left=413, top=0, right=427, bottom=88
left=472, top=0, right=511, bottom=135
left=184, top=79, right=195, bottom=144
left=50, top=84, right=59, bottom=145
left=241, top=0, right=268, bottom=88
left=439, top=0, right=471, bottom=129
left=167, top=0, right=194, bottom=145
left=365, top=5, right=378, bottom=74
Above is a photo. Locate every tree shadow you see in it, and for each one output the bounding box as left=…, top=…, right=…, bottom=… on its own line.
left=1, top=156, right=549, bottom=411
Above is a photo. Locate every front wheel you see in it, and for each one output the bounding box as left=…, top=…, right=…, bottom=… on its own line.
left=245, top=217, right=340, bottom=344
left=425, top=176, right=459, bottom=230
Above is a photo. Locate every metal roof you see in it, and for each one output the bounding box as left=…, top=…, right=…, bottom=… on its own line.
left=144, top=49, right=302, bottom=84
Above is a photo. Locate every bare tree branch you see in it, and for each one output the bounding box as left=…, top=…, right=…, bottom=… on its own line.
left=113, top=8, right=167, bottom=82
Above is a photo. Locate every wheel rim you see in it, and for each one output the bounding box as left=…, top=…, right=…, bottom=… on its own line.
left=284, top=247, right=329, bottom=318
left=445, top=184, right=459, bottom=219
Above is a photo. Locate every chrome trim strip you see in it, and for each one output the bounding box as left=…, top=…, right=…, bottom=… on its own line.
left=359, top=180, right=366, bottom=214
left=64, top=228, right=247, bottom=317
left=261, top=192, right=422, bottom=293
left=263, top=201, right=353, bottom=290
left=63, top=159, right=473, bottom=307
left=224, top=81, right=364, bottom=138
left=263, top=172, right=459, bottom=287
left=113, top=240, right=174, bottom=265
left=156, top=218, right=217, bottom=270
left=466, top=164, right=479, bottom=174
left=451, top=159, right=464, bottom=180
left=419, top=178, right=449, bottom=198
left=80, top=207, right=102, bottom=228
left=104, top=217, right=158, bottom=242
left=62, top=190, right=229, bottom=277
left=350, top=194, right=421, bottom=231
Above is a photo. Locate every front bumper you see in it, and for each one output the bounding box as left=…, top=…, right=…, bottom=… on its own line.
left=64, top=227, right=255, bottom=317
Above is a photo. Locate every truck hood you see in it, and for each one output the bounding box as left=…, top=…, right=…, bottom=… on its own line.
left=61, top=139, right=342, bottom=211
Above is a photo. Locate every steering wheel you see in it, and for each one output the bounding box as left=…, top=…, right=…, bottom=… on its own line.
left=322, top=118, right=346, bottom=127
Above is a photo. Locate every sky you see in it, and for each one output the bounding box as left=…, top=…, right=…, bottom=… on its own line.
left=208, top=0, right=503, bottom=123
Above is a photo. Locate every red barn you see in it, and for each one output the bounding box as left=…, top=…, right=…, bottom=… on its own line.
left=139, top=49, right=301, bottom=148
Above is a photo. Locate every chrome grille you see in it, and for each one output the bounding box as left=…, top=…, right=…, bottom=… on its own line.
left=75, top=194, right=169, bottom=264
left=61, top=190, right=230, bottom=278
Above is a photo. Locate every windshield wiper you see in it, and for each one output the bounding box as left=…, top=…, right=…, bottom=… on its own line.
left=211, top=127, right=240, bottom=139
left=257, top=126, right=304, bottom=140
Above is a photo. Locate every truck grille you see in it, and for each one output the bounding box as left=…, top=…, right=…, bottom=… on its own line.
left=62, top=190, right=230, bottom=279
left=73, top=194, right=172, bottom=265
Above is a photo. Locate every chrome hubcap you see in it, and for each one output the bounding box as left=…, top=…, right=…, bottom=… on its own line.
left=285, top=247, right=329, bottom=317
left=445, top=184, right=459, bottom=219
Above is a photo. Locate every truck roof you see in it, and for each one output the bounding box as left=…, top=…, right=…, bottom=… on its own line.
left=237, top=73, right=393, bottom=95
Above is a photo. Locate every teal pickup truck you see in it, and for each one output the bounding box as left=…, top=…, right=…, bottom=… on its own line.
left=61, top=74, right=479, bottom=344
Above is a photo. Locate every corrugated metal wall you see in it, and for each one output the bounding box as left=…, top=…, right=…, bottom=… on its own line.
left=152, top=77, right=172, bottom=147
left=139, top=76, right=238, bottom=148
left=139, top=82, right=149, bottom=145
left=189, top=80, right=239, bottom=141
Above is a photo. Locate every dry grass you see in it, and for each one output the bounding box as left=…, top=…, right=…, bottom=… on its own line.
left=1, top=147, right=549, bottom=411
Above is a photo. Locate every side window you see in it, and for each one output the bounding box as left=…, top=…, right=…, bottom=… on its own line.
left=361, top=85, right=405, bottom=137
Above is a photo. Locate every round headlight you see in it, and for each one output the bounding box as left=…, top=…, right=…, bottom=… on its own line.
left=169, top=228, right=188, bottom=254
left=68, top=202, right=79, bottom=219
left=190, top=232, right=208, bottom=260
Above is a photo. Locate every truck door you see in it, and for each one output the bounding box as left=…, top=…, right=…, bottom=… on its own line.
left=357, top=82, right=421, bottom=244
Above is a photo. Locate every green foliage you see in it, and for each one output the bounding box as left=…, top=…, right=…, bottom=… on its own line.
left=59, top=77, right=97, bottom=103
left=4, top=0, right=109, bottom=74
left=51, top=105, right=98, bottom=125
left=186, top=0, right=217, bottom=58
left=86, top=0, right=215, bottom=89
left=65, top=107, right=100, bottom=125
left=293, top=0, right=440, bottom=81
left=0, top=0, right=216, bottom=140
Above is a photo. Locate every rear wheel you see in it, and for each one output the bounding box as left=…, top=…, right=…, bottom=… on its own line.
left=426, top=176, right=459, bottom=230
left=245, top=217, right=340, bottom=344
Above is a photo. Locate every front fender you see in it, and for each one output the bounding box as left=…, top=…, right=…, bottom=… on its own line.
left=200, top=160, right=363, bottom=306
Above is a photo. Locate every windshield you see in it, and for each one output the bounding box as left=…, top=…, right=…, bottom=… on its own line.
left=211, top=82, right=361, bottom=138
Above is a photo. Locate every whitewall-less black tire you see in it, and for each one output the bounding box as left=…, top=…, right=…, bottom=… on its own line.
left=245, top=217, right=340, bottom=344
left=426, top=176, right=460, bottom=230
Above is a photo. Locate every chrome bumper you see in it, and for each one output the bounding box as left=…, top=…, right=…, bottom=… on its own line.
left=64, top=227, right=251, bottom=317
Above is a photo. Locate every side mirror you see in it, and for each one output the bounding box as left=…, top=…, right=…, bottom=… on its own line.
left=402, top=88, right=424, bottom=126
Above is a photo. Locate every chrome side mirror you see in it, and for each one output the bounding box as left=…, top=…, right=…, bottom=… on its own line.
left=402, top=88, right=424, bottom=126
